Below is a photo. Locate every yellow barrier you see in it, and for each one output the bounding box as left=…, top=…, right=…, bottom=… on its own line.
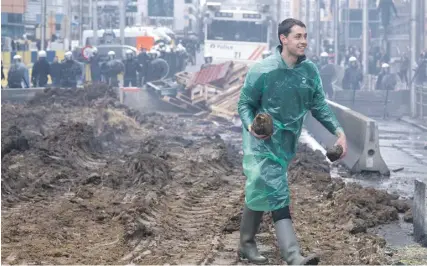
left=1, top=64, right=125, bottom=88
left=1, top=50, right=67, bottom=68
left=86, top=64, right=91, bottom=82
left=1, top=50, right=68, bottom=87
left=2, top=67, right=52, bottom=87
left=2, top=52, right=11, bottom=66
left=56, top=50, right=65, bottom=61
left=2, top=51, right=33, bottom=67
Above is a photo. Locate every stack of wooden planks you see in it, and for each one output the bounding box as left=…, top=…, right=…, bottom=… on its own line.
left=170, top=61, right=248, bottom=119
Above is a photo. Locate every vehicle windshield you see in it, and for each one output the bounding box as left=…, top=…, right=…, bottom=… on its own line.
left=207, top=20, right=268, bottom=43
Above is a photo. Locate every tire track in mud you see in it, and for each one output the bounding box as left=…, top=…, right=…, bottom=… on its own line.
left=209, top=231, right=279, bottom=265
left=121, top=160, right=245, bottom=265
left=208, top=217, right=288, bottom=266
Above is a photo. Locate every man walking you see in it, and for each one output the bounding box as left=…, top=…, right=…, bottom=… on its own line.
left=237, top=18, right=347, bottom=265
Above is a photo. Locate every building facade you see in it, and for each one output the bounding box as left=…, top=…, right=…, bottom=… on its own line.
left=2, top=0, right=26, bottom=38
left=23, top=0, right=93, bottom=41
left=137, top=0, right=201, bottom=32
left=25, top=0, right=67, bottom=39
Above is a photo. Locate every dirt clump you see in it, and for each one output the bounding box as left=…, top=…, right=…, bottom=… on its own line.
left=326, top=144, right=344, bottom=162
left=1, top=126, right=30, bottom=158
left=404, top=209, right=413, bottom=223
left=252, top=113, right=273, bottom=136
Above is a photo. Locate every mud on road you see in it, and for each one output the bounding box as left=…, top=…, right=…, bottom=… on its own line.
left=1, top=84, right=412, bottom=264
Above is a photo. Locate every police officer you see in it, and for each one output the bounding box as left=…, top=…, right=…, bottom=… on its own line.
left=89, top=47, right=102, bottom=83
left=186, top=39, right=197, bottom=65
left=31, top=50, right=50, bottom=87
left=415, top=51, right=427, bottom=85
left=144, top=51, right=156, bottom=83
left=2, top=60, right=5, bottom=82
left=201, top=54, right=213, bottom=70
left=311, top=55, right=320, bottom=68
left=60, top=51, right=82, bottom=88
left=342, top=56, right=363, bottom=91
left=175, top=41, right=188, bottom=72
left=377, top=63, right=398, bottom=91
left=146, top=49, right=169, bottom=82
left=8, top=55, right=29, bottom=88
left=319, top=52, right=336, bottom=98
left=123, top=50, right=141, bottom=87
left=137, top=47, right=150, bottom=85
left=50, top=56, right=62, bottom=87
left=104, top=51, right=124, bottom=87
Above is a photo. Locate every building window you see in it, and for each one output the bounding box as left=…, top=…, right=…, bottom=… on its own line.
left=185, top=0, right=192, bottom=3
left=8, top=14, right=23, bottom=24
left=148, top=0, right=174, bottom=17
left=1, top=13, right=8, bottom=24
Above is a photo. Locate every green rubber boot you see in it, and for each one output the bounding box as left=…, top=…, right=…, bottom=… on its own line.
left=274, top=219, right=320, bottom=265
left=238, top=205, right=268, bottom=264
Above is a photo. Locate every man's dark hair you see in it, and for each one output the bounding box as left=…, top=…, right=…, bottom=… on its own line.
left=278, top=18, right=306, bottom=45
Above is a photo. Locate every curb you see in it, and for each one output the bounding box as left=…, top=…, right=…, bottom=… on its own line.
left=400, top=117, right=427, bottom=132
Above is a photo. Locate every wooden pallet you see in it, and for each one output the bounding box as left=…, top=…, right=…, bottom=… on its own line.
left=146, top=80, right=172, bottom=95
left=190, top=85, right=204, bottom=104
left=190, top=84, right=222, bottom=105
left=176, top=92, right=205, bottom=112
left=209, top=105, right=238, bottom=121
left=161, top=95, right=191, bottom=111
left=175, top=71, right=194, bottom=87
left=204, top=84, right=221, bottom=100
left=223, top=69, right=247, bottom=90
left=206, top=84, right=242, bottom=105
left=214, top=92, right=240, bottom=113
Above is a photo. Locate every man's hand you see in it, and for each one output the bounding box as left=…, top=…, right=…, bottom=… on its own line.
left=248, top=125, right=271, bottom=140
left=334, top=131, right=347, bottom=158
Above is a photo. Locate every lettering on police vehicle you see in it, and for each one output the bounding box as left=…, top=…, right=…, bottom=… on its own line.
left=210, top=44, right=234, bottom=50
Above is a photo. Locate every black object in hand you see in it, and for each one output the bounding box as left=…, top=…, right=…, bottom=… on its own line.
left=252, top=113, right=273, bottom=136
left=326, top=145, right=343, bottom=162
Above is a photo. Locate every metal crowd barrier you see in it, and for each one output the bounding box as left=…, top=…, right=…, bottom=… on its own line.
left=415, top=84, right=427, bottom=119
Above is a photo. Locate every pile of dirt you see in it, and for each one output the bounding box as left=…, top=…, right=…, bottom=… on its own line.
left=286, top=145, right=411, bottom=264
left=39, top=122, right=103, bottom=155
left=0, top=84, right=414, bottom=265
left=289, top=145, right=410, bottom=235
left=1, top=85, right=240, bottom=264
left=27, top=83, right=119, bottom=108
left=218, top=144, right=411, bottom=265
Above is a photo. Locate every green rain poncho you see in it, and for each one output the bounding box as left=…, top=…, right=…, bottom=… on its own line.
left=238, top=46, right=343, bottom=212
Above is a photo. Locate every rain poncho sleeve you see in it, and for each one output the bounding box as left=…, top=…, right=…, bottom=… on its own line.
left=310, top=70, right=343, bottom=135
left=237, top=46, right=343, bottom=212
left=238, top=67, right=265, bottom=131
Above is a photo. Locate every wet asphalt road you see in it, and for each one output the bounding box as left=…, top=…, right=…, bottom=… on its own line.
left=342, top=119, right=427, bottom=199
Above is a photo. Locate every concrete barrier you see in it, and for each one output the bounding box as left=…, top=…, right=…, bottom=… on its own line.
left=304, top=100, right=390, bottom=175
left=1, top=88, right=47, bottom=104
left=119, top=87, right=141, bottom=104
left=414, top=179, right=427, bottom=244
left=1, top=87, right=90, bottom=104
